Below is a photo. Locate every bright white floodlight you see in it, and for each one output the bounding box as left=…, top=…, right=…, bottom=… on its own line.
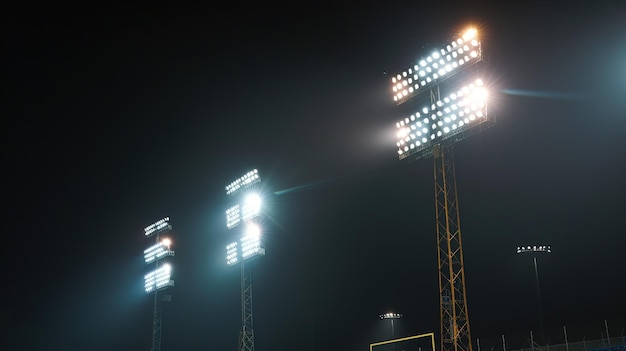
left=226, top=204, right=241, bottom=229
left=380, top=312, right=403, bottom=319
left=391, top=28, right=482, bottom=104
left=241, top=223, right=262, bottom=259
left=144, top=217, right=172, bottom=237
left=226, top=222, right=265, bottom=265
left=241, top=193, right=262, bottom=220
left=395, top=78, right=489, bottom=160
left=226, top=242, right=239, bottom=266
left=144, top=238, right=175, bottom=263
left=225, top=192, right=263, bottom=229
left=517, top=245, right=551, bottom=254
left=144, top=263, right=174, bottom=293
left=225, top=169, right=260, bottom=196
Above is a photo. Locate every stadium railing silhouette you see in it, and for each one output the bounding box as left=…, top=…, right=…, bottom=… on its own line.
left=512, top=338, right=626, bottom=351
left=473, top=321, right=625, bottom=351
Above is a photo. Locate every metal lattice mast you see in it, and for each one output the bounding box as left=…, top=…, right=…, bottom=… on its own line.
left=151, top=230, right=163, bottom=351
left=434, top=144, right=472, bottom=351
left=238, top=259, right=255, bottom=351
left=152, top=287, right=163, bottom=351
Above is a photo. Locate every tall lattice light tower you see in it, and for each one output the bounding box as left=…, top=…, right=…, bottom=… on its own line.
left=388, top=27, right=494, bottom=351
left=224, top=169, right=266, bottom=351
left=143, top=217, right=175, bottom=351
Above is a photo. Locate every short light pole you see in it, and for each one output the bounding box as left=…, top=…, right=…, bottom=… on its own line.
left=517, top=245, right=550, bottom=344
left=380, top=312, right=402, bottom=351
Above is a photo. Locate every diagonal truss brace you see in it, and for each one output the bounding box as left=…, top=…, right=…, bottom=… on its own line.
left=238, top=259, right=256, bottom=351
left=434, top=143, right=473, bottom=351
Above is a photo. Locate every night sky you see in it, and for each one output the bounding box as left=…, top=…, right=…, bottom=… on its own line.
left=4, top=1, right=626, bottom=350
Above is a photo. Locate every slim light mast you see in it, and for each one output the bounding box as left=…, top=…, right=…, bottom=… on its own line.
left=380, top=312, right=403, bottom=351
left=517, top=245, right=551, bottom=344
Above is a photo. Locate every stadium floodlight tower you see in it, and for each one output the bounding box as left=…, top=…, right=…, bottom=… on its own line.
left=143, top=217, right=175, bottom=351
left=516, top=245, right=551, bottom=344
left=388, top=26, right=493, bottom=351
left=225, top=169, right=265, bottom=351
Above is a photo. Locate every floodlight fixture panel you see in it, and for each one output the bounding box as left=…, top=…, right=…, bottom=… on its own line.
left=225, top=222, right=265, bottom=265
left=226, top=242, right=239, bottom=266
left=396, top=78, right=488, bottom=160
left=225, top=169, right=260, bottom=196
left=241, top=223, right=262, bottom=259
left=380, top=312, right=403, bottom=319
left=144, top=217, right=172, bottom=237
left=517, top=245, right=551, bottom=254
left=225, top=192, right=263, bottom=229
left=241, top=193, right=262, bottom=220
left=144, top=264, right=174, bottom=293
left=391, top=28, right=482, bottom=104
left=144, top=239, right=175, bottom=264
left=226, top=204, right=241, bottom=229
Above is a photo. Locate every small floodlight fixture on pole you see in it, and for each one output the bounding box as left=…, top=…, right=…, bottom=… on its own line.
left=516, top=245, right=551, bottom=344
left=387, top=26, right=491, bottom=351
left=380, top=313, right=402, bottom=351
left=516, top=245, right=551, bottom=254
left=380, top=313, right=403, bottom=337
left=225, top=169, right=265, bottom=351
left=380, top=312, right=403, bottom=320
left=143, top=217, right=175, bottom=351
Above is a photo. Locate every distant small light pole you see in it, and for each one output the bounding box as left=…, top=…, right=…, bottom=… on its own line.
left=516, top=245, right=551, bottom=344
left=380, top=312, right=402, bottom=351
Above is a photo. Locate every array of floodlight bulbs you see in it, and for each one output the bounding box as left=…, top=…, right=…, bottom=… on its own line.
left=144, top=217, right=170, bottom=236
left=226, top=223, right=263, bottom=266
left=225, top=169, right=260, bottom=195
left=144, top=263, right=173, bottom=293
left=241, top=223, right=262, bottom=257
left=226, top=193, right=263, bottom=229
left=396, top=79, right=487, bottom=156
left=392, top=28, right=480, bottom=103
left=144, top=238, right=173, bottom=264
left=226, top=205, right=241, bottom=228
left=516, top=245, right=551, bottom=253
left=226, top=242, right=239, bottom=266
left=380, top=312, right=402, bottom=319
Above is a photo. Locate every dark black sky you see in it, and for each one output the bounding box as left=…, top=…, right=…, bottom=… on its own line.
left=3, top=1, right=626, bottom=351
